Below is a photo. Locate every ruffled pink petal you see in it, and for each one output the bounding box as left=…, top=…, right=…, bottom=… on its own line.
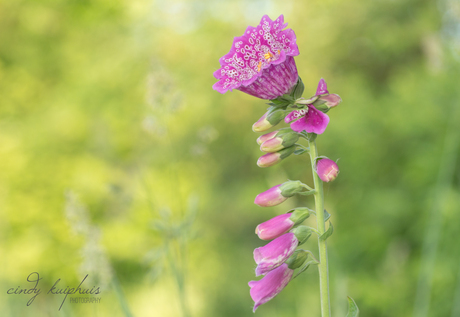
left=213, top=15, right=299, bottom=98
left=289, top=105, right=330, bottom=134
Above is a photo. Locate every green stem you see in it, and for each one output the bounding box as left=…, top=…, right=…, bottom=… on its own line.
left=309, top=139, right=331, bottom=317
left=111, top=274, right=134, bottom=317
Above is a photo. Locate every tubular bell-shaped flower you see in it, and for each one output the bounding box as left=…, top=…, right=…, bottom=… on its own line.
left=213, top=15, right=300, bottom=100
left=249, top=263, right=293, bottom=312
left=256, top=208, right=311, bottom=240
left=253, top=227, right=311, bottom=276
left=253, top=233, right=298, bottom=276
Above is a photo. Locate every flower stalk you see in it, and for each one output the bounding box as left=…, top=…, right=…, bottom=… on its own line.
left=309, top=139, right=331, bottom=317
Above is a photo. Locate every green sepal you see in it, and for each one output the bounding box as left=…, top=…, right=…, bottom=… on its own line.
left=278, top=145, right=296, bottom=159
left=346, top=297, right=359, bottom=317
left=294, top=147, right=309, bottom=155
left=289, top=207, right=311, bottom=225
left=307, top=133, right=317, bottom=142
left=292, top=261, right=314, bottom=279
left=292, top=77, right=305, bottom=99
left=285, top=249, right=309, bottom=270
left=313, top=99, right=326, bottom=106
left=274, top=127, right=294, bottom=136
left=266, top=109, right=286, bottom=126
left=319, top=221, right=333, bottom=241
left=313, top=102, right=330, bottom=113
left=291, top=226, right=312, bottom=245
left=269, top=95, right=293, bottom=108
left=301, top=131, right=317, bottom=142
left=297, top=190, right=315, bottom=196
left=281, top=132, right=299, bottom=148
left=279, top=180, right=303, bottom=197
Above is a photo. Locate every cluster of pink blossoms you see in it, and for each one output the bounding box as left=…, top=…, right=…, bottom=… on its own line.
left=213, top=15, right=341, bottom=312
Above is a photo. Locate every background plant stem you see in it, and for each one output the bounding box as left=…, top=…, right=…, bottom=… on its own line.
left=309, top=139, right=331, bottom=317
left=413, top=103, right=460, bottom=317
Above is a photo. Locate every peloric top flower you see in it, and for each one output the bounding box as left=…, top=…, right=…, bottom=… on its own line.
left=213, top=15, right=300, bottom=100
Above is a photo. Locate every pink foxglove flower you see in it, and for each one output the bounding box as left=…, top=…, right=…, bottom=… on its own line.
left=249, top=263, right=293, bottom=312
left=254, top=227, right=312, bottom=276
left=213, top=15, right=299, bottom=100
left=256, top=208, right=310, bottom=240
left=284, top=78, right=337, bottom=134
left=254, top=180, right=304, bottom=207
left=253, top=233, right=298, bottom=276
left=256, top=130, right=279, bottom=145
left=260, top=131, right=298, bottom=153
left=316, top=158, right=339, bottom=182
left=256, top=213, right=294, bottom=240
left=257, top=146, right=296, bottom=167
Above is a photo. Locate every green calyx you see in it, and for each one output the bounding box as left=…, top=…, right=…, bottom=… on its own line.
left=279, top=180, right=304, bottom=197
left=280, top=132, right=299, bottom=148
left=291, top=226, right=312, bottom=245
left=266, top=109, right=286, bottom=126
left=268, top=77, right=305, bottom=108
left=285, top=249, right=309, bottom=270
left=292, top=77, right=305, bottom=100
left=277, top=145, right=296, bottom=160
left=289, top=207, right=311, bottom=225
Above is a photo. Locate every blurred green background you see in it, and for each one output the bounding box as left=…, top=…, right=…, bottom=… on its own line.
left=1, top=0, right=459, bottom=316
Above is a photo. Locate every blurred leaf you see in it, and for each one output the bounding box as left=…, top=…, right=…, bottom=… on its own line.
left=320, top=221, right=334, bottom=241
left=346, top=296, right=359, bottom=317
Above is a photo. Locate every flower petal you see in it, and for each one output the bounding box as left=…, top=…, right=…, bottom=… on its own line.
left=249, top=263, right=293, bottom=312
left=284, top=109, right=308, bottom=124
left=254, top=233, right=298, bottom=276
left=290, top=105, right=330, bottom=134
left=316, top=78, right=329, bottom=95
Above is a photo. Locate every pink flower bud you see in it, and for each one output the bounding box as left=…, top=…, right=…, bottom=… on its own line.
left=254, top=184, right=286, bottom=207
left=316, top=158, right=339, bottom=182
left=253, top=233, right=298, bottom=276
left=254, top=181, right=304, bottom=207
left=252, top=110, right=285, bottom=132
left=248, top=263, right=293, bottom=312
left=252, top=112, right=270, bottom=132
left=256, top=208, right=311, bottom=240
left=318, top=93, right=342, bottom=108
left=257, top=146, right=295, bottom=167
left=257, top=152, right=281, bottom=167
left=260, top=132, right=299, bottom=153
left=256, top=131, right=278, bottom=145
left=256, top=214, right=294, bottom=240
